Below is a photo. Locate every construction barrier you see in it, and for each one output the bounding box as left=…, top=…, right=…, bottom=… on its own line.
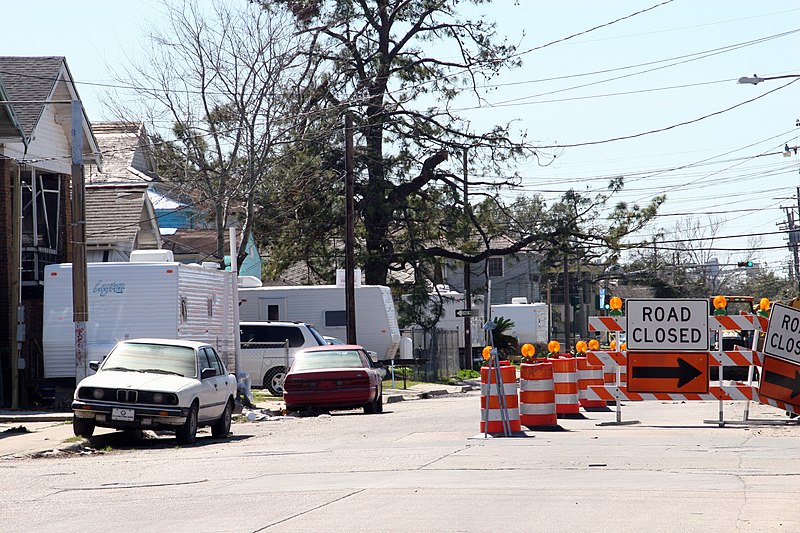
left=547, top=357, right=579, bottom=416
left=577, top=356, right=606, bottom=409
left=587, top=311, right=800, bottom=422
left=480, top=362, right=522, bottom=433
left=519, top=362, right=558, bottom=427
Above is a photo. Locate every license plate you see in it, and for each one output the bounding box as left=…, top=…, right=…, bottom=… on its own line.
left=112, top=408, right=135, bottom=421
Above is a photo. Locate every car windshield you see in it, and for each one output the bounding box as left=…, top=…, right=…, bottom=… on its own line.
left=292, top=350, right=364, bottom=371
left=102, top=343, right=197, bottom=378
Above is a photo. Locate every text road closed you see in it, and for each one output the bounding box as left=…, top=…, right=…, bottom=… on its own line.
left=626, top=299, right=709, bottom=351
left=763, top=303, right=800, bottom=365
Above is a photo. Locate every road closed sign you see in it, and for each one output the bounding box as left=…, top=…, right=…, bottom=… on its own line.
left=763, top=303, right=800, bottom=365
left=626, top=299, right=709, bottom=351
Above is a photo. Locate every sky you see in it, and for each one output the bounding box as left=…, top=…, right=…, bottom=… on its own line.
left=2, top=1, right=799, bottom=277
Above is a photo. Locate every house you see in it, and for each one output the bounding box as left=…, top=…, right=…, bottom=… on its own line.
left=160, top=228, right=262, bottom=279
left=0, top=56, right=100, bottom=406
left=84, top=121, right=162, bottom=261
left=432, top=236, right=546, bottom=305
left=85, top=184, right=161, bottom=262
left=86, top=122, right=261, bottom=277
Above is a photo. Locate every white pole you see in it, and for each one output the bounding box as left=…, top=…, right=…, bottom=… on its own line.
left=229, top=227, right=243, bottom=396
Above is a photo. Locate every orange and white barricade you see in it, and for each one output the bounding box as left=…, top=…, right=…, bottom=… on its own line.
left=519, top=362, right=558, bottom=427
left=577, top=356, right=606, bottom=409
left=546, top=357, right=579, bottom=416
left=480, top=362, right=521, bottom=433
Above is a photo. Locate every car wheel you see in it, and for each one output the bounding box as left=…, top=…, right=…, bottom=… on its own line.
left=211, top=399, right=233, bottom=438
left=264, top=367, right=287, bottom=396
left=364, top=383, right=382, bottom=415
left=176, top=402, right=198, bottom=445
left=72, top=416, right=95, bottom=438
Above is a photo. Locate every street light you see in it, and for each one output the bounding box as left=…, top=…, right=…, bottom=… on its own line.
left=737, top=73, right=800, bottom=85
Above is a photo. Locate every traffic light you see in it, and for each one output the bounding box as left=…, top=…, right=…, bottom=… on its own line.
left=737, top=261, right=754, bottom=267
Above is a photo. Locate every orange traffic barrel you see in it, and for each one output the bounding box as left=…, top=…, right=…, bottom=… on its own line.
left=519, top=361, right=557, bottom=428
left=577, top=356, right=606, bottom=409
left=480, top=362, right=521, bottom=434
left=546, top=357, right=579, bottom=416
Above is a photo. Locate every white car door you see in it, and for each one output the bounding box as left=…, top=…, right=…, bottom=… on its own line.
left=197, top=347, right=229, bottom=422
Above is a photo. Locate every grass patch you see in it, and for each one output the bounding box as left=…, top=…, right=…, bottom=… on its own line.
left=62, top=436, right=82, bottom=443
left=454, top=369, right=480, bottom=380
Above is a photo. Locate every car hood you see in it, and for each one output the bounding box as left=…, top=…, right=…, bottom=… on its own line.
left=78, top=370, right=196, bottom=392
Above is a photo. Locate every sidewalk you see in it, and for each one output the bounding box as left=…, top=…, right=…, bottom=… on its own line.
left=0, top=381, right=479, bottom=459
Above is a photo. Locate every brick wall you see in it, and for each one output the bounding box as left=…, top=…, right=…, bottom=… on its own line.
left=0, top=158, right=13, bottom=404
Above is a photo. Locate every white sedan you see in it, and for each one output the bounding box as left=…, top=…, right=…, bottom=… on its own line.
left=72, top=338, right=237, bottom=445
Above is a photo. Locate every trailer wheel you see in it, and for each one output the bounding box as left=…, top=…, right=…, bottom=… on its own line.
left=264, top=367, right=287, bottom=396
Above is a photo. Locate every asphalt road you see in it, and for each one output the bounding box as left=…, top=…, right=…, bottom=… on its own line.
left=2, top=391, right=799, bottom=532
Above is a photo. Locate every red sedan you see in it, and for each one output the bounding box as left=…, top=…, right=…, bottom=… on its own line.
left=283, top=345, right=384, bottom=414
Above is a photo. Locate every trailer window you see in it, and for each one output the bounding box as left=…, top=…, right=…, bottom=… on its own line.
left=180, top=297, right=188, bottom=322
left=207, top=297, right=214, bottom=317
left=324, top=310, right=347, bottom=327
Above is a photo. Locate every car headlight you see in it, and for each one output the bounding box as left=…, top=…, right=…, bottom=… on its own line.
left=92, top=388, right=105, bottom=400
left=152, top=392, right=164, bottom=403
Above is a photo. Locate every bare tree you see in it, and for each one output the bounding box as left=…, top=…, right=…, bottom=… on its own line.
left=625, top=216, right=760, bottom=297
left=111, top=0, right=317, bottom=263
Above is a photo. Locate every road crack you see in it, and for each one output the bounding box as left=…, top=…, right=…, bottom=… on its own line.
left=252, top=488, right=365, bottom=531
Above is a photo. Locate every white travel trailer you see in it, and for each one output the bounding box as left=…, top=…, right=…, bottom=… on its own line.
left=43, top=250, right=238, bottom=379
left=238, top=284, right=401, bottom=362
left=491, top=299, right=550, bottom=351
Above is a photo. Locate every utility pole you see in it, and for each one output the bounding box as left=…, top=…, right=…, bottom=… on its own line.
left=780, top=201, right=799, bottom=284
left=344, top=113, right=357, bottom=345
left=11, top=165, right=22, bottom=407
left=789, top=185, right=800, bottom=288
left=563, top=253, right=571, bottom=353
left=71, top=100, right=89, bottom=383
left=462, top=148, right=472, bottom=370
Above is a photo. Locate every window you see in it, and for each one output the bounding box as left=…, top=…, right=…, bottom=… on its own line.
left=198, top=349, right=215, bottom=377
left=324, top=310, right=347, bottom=327
left=207, top=297, right=214, bottom=317
left=239, top=325, right=306, bottom=348
left=266, top=304, right=280, bottom=321
left=201, top=347, right=224, bottom=376
left=180, top=297, right=188, bottom=322
left=487, top=257, right=504, bottom=277
left=21, top=171, right=61, bottom=249
left=209, top=348, right=227, bottom=375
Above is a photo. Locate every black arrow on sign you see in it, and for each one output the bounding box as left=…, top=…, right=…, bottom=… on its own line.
left=764, top=369, right=800, bottom=399
left=632, top=358, right=703, bottom=388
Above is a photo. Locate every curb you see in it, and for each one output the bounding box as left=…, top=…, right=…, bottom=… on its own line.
left=383, top=383, right=478, bottom=404
left=0, top=413, right=72, bottom=423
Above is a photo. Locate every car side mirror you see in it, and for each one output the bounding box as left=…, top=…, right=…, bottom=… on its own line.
left=89, top=361, right=100, bottom=372
left=373, top=361, right=383, bottom=368
left=201, top=367, right=216, bottom=380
